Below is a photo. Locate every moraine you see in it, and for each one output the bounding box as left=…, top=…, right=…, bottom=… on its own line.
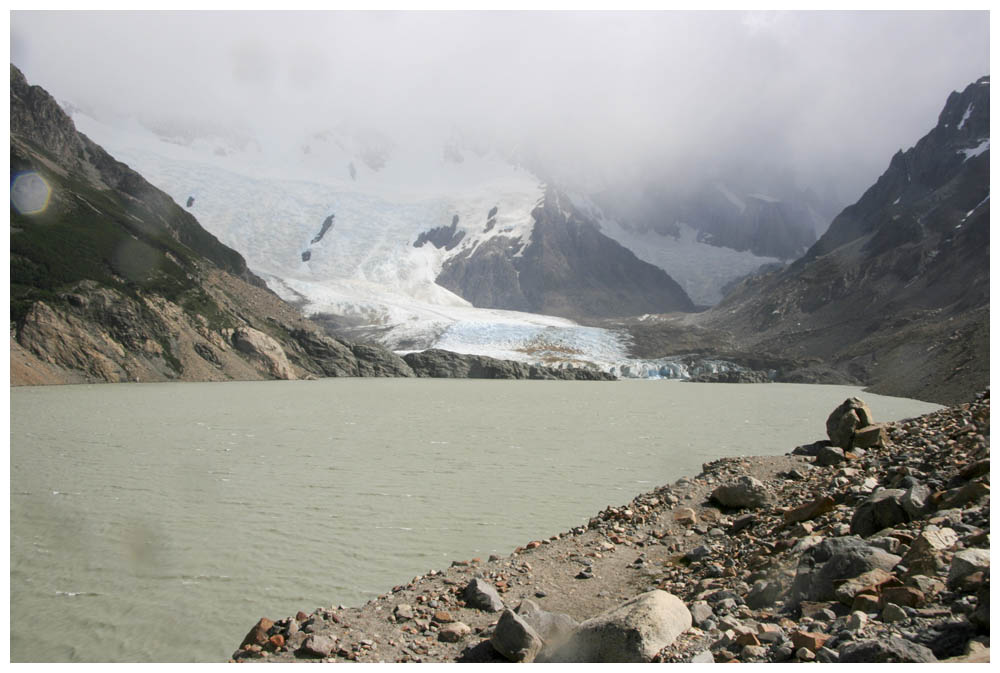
left=9, top=379, right=940, bottom=662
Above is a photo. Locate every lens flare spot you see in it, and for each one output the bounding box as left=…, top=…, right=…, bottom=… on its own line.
left=11, top=171, right=53, bottom=215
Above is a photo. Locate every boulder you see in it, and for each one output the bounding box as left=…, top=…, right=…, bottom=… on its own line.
left=490, top=609, right=543, bottom=662
left=852, top=423, right=888, bottom=448
left=546, top=590, right=691, bottom=663
left=947, top=548, right=990, bottom=589
left=789, top=537, right=900, bottom=604
left=899, top=526, right=958, bottom=575
left=710, top=476, right=769, bottom=509
left=838, top=638, right=937, bottom=662
left=463, top=578, right=504, bottom=612
left=299, top=634, right=338, bottom=658
left=833, top=567, right=894, bottom=605
left=240, top=617, right=274, bottom=648
left=826, top=398, right=874, bottom=449
left=850, top=489, right=911, bottom=537
left=900, top=483, right=932, bottom=519
left=815, top=446, right=846, bottom=467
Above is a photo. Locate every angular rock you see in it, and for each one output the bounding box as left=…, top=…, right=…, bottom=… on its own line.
left=838, top=637, right=937, bottom=662
left=783, top=495, right=836, bottom=524
left=947, top=548, right=990, bottom=589
left=936, top=480, right=990, bottom=510
left=789, top=537, right=901, bottom=604
left=900, top=483, right=932, bottom=519
left=833, top=568, right=894, bottom=605
left=710, top=476, right=769, bottom=509
left=490, top=609, right=543, bottom=662
left=673, top=507, right=697, bottom=525
left=299, top=634, right=337, bottom=658
left=547, top=590, right=692, bottom=663
left=690, top=650, right=715, bottom=663
left=240, top=617, right=275, bottom=648
left=791, top=631, right=830, bottom=653
left=881, top=585, right=925, bottom=608
left=900, top=526, right=958, bottom=575
left=394, top=604, right=414, bottom=620
left=881, top=602, right=908, bottom=623
left=438, top=622, right=472, bottom=642
left=852, top=423, right=888, bottom=448
left=463, top=578, right=504, bottom=612
left=815, top=446, right=846, bottom=467
left=852, top=593, right=881, bottom=613
left=689, top=601, right=713, bottom=625
left=850, top=489, right=911, bottom=537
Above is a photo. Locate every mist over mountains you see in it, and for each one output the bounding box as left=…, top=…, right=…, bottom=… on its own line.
left=8, top=11, right=990, bottom=402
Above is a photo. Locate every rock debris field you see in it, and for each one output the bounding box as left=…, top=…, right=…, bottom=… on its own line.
left=232, top=390, right=990, bottom=663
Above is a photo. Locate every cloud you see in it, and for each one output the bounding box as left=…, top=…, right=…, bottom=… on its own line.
left=10, top=10, right=990, bottom=203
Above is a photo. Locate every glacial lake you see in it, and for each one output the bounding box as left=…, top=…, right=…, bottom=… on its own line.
left=9, top=379, right=941, bottom=662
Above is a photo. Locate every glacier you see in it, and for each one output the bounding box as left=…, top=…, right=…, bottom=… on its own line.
left=70, top=112, right=767, bottom=378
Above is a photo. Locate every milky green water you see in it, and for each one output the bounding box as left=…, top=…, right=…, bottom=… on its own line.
left=9, top=379, right=940, bottom=662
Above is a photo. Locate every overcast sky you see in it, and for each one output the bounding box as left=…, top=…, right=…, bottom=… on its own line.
left=10, top=10, right=990, bottom=203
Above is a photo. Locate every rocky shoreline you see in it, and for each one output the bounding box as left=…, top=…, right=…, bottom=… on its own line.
left=230, top=390, right=989, bottom=663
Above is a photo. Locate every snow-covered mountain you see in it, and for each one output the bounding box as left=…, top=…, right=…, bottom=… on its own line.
left=69, top=112, right=796, bottom=373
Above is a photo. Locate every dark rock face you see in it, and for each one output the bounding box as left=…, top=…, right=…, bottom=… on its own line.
left=310, top=214, right=335, bottom=244
left=437, top=189, right=695, bottom=320
left=402, top=349, right=615, bottom=380
left=702, top=77, right=990, bottom=405
left=414, top=214, right=465, bottom=250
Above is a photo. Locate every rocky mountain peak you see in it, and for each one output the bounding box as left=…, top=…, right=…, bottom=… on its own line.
left=9, top=64, right=87, bottom=168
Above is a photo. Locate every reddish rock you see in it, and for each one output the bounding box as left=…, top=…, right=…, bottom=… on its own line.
left=881, top=586, right=926, bottom=608
left=791, top=631, right=830, bottom=653
left=852, top=593, right=881, bottom=613
left=295, top=611, right=309, bottom=621
left=526, top=541, right=542, bottom=549
left=432, top=610, right=454, bottom=623
left=240, top=618, right=274, bottom=648
left=783, top=496, right=836, bottom=524
left=267, top=634, right=285, bottom=650
left=735, top=632, right=761, bottom=647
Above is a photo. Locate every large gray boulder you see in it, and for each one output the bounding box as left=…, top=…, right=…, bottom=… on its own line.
left=546, top=590, right=691, bottom=663
left=490, top=609, right=543, bottom=662
left=838, top=638, right=937, bottom=662
left=826, top=398, right=874, bottom=449
left=850, top=489, right=911, bottom=536
left=463, top=578, right=504, bottom=612
left=789, top=537, right=901, bottom=604
left=710, top=476, right=769, bottom=509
